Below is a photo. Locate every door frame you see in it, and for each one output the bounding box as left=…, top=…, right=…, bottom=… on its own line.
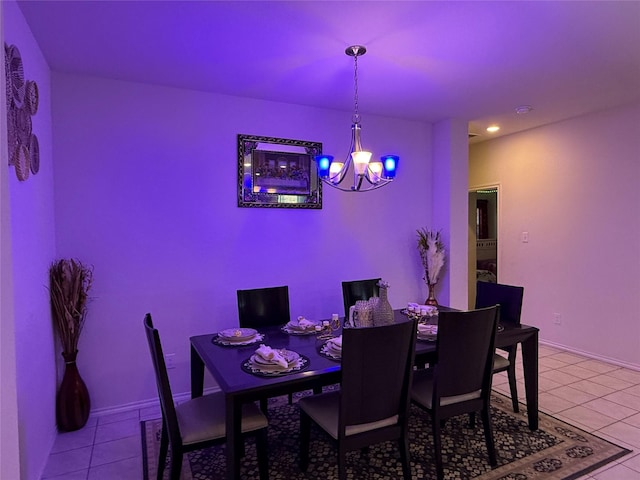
left=468, top=183, right=501, bottom=308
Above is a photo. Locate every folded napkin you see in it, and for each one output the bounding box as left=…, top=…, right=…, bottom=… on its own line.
left=255, top=344, right=288, bottom=368
left=296, top=316, right=315, bottom=330
left=328, top=335, right=342, bottom=350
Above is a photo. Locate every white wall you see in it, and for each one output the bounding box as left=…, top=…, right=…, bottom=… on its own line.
left=2, top=1, right=58, bottom=479
left=50, top=72, right=434, bottom=410
left=0, top=2, right=22, bottom=478
left=431, top=118, right=469, bottom=309
left=470, top=103, right=640, bottom=368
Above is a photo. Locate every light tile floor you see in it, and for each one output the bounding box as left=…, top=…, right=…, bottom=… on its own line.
left=42, top=344, right=639, bottom=479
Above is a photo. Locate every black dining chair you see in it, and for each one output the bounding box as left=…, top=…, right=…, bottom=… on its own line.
left=237, top=285, right=297, bottom=407
left=475, top=281, right=524, bottom=412
left=237, top=285, right=291, bottom=328
left=143, top=314, right=269, bottom=480
left=411, top=306, right=500, bottom=480
left=341, top=278, right=381, bottom=321
left=299, top=319, right=417, bottom=480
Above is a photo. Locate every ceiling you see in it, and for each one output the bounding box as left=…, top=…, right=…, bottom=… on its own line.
left=15, top=1, right=640, bottom=143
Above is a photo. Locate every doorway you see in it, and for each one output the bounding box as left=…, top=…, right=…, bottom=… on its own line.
left=468, top=186, right=499, bottom=307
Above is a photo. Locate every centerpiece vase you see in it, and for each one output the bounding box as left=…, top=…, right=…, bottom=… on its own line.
left=56, top=350, right=90, bottom=432
left=373, top=285, right=394, bottom=326
left=425, top=282, right=438, bottom=306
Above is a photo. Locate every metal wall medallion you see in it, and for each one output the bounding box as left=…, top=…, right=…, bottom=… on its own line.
left=4, top=43, right=40, bottom=182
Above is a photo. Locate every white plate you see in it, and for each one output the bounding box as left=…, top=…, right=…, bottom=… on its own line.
left=253, top=349, right=299, bottom=365
left=327, top=339, right=342, bottom=352
left=327, top=345, right=342, bottom=356
left=250, top=349, right=300, bottom=372
left=214, top=332, right=264, bottom=346
left=320, top=343, right=341, bottom=360
left=286, top=319, right=318, bottom=331
left=219, top=328, right=257, bottom=341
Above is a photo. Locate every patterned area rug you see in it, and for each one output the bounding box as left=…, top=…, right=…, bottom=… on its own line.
left=141, top=391, right=631, bottom=480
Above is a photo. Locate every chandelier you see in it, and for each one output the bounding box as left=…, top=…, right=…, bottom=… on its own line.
left=316, top=45, right=398, bottom=192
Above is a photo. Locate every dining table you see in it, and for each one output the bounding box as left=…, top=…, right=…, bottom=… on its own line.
left=190, top=308, right=539, bottom=480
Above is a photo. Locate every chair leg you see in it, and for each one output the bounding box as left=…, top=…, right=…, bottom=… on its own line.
left=256, top=428, right=269, bottom=480
left=338, top=444, right=347, bottom=480
left=157, top=423, right=169, bottom=480
left=168, top=449, right=183, bottom=480
left=299, top=410, right=311, bottom=471
left=468, top=412, right=476, bottom=428
left=507, top=365, right=519, bottom=412
left=505, top=345, right=520, bottom=413
left=432, top=416, right=444, bottom=480
left=481, top=406, right=497, bottom=466
left=399, top=432, right=412, bottom=480
left=260, top=398, right=269, bottom=414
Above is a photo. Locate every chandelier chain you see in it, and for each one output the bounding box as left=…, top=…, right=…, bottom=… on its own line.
left=352, top=53, right=360, bottom=124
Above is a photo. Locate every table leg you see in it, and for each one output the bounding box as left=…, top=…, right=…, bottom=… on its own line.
left=521, top=330, right=539, bottom=430
left=190, top=345, right=204, bottom=399
left=226, top=395, right=242, bottom=480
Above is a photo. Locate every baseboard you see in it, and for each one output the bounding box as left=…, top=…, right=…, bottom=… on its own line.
left=89, top=385, right=222, bottom=418
left=540, top=339, right=640, bottom=372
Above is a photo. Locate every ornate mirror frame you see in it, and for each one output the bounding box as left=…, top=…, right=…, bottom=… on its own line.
left=237, top=134, right=323, bottom=209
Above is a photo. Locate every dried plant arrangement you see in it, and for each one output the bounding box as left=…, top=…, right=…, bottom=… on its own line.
left=416, top=228, right=446, bottom=305
left=49, top=258, right=93, bottom=355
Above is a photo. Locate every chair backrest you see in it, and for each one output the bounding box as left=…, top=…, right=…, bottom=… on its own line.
left=475, top=281, right=523, bottom=326
left=433, top=306, right=500, bottom=400
left=143, top=314, right=181, bottom=447
left=237, top=285, right=290, bottom=328
left=339, top=319, right=417, bottom=430
left=341, top=278, right=381, bottom=320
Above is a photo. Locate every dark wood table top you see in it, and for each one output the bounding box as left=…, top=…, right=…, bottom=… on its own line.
left=190, top=324, right=342, bottom=399
left=190, top=309, right=539, bottom=399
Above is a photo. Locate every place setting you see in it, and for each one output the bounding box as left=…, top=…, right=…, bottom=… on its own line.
left=318, top=334, right=342, bottom=361
left=417, top=322, right=438, bottom=342
left=241, top=343, right=309, bottom=377
left=281, top=315, right=320, bottom=335
left=402, top=302, right=439, bottom=319
left=211, top=327, right=265, bottom=347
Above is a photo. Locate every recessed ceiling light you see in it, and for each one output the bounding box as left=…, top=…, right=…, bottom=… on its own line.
left=486, top=125, right=500, bottom=133
left=515, top=105, right=533, bottom=114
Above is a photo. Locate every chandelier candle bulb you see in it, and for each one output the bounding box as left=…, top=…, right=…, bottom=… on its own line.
left=368, top=161, right=383, bottom=182
left=352, top=150, right=372, bottom=174
left=329, top=161, right=344, bottom=184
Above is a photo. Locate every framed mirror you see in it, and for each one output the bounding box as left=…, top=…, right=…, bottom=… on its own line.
left=237, top=134, right=323, bottom=209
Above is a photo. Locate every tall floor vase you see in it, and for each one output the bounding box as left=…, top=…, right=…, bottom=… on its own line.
left=425, top=282, right=438, bottom=306
left=56, top=350, right=90, bottom=432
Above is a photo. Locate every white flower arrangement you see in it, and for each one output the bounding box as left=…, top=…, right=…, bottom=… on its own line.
left=416, top=228, right=446, bottom=286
